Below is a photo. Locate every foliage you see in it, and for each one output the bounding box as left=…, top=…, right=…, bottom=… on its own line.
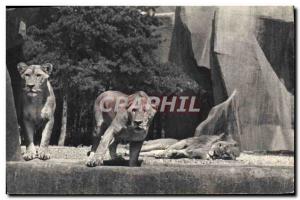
left=150, top=62, right=200, bottom=95
left=24, top=6, right=161, bottom=92
left=23, top=6, right=200, bottom=145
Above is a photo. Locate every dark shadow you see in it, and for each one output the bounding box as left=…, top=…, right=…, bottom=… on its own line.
left=165, top=7, right=215, bottom=139
left=103, top=159, right=143, bottom=167
left=209, top=11, right=229, bottom=105
left=256, top=17, right=295, bottom=94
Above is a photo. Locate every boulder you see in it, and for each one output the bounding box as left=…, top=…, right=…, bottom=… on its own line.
left=6, top=68, right=22, bottom=161
left=211, top=7, right=294, bottom=151
left=153, top=8, right=175, bottom=63
left=195, top=90, right=241, bottom=143
left=157, top=7, right=215, bottom=139
left=170, top=6, right=294, bottom=151
left=6, top=161, right=294, bottom=194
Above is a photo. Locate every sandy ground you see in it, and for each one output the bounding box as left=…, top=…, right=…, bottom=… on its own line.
left=21, top=146, right=294, bottom=167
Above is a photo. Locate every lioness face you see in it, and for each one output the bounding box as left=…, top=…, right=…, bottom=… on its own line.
left=17, top=63, right=53, bottom=97
left=208, top=141, right=240, bottom=160
left=127, top=96, right=157, bottom=131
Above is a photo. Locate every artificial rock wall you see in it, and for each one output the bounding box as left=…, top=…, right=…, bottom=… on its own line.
left=169, top=6, right=294, bottom=151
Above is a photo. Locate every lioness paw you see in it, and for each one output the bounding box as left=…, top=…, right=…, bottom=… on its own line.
left=37, top=149, right=50, bottom=160
left=23, top=151, right=37, bottom=161
left=86, top=157, right=103, bottom=167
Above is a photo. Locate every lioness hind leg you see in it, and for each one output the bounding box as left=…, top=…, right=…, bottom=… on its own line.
left=38, top=119, right=54, bottom=160
left=109, top=141, right=124, bottom=161
left=186, top=148, right=209, bottom=159
left=129, top=141, right=143, bottom=167
left=22, top=120, right=37, bottom=161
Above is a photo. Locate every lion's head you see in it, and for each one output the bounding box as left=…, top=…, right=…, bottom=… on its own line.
left=208, top=139, right=240, bottom=160
left=126, top=91, right=157, bottom=131
left=17, top=62, right=53, bottom=97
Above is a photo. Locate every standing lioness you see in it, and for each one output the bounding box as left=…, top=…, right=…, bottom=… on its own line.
left=17, top=62, right=56, bottom=161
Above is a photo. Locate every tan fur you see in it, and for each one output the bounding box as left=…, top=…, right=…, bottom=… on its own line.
left=17, top=62, right=56, bottom=161
left=132, top=134, right=240, bottom=160
left=86, top=90, right=157, bottom=167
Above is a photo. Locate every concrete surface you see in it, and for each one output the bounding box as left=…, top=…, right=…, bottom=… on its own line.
left=7, top=160, right=294, bottom=195
left=19, top=146, right=294, bottom=167
left=6, top=146, right=294, bottom=195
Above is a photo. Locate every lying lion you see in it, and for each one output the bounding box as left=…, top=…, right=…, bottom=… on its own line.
left=86, top=91, right=157, bottom=167
left=123, top=133, right=240, bottom=160
left=17, top=62, right=56, bottom=161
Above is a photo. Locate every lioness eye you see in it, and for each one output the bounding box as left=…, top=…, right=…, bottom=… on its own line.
left=132, top=108, right=137, bottom=112
left=25, top=74, right=30, bottom=77
left=36, top=74, right=42, bottom=77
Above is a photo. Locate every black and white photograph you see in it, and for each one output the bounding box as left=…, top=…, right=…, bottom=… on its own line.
left=5, top=4, right=295, bottom=195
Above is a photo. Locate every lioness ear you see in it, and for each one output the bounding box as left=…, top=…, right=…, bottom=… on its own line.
left=150, top=104, right=158, bottom=116
left=151, top=103, right=158, bottom=112
left=148, top=96, right=159, bottom=112
left=17, top=62, right=28, bottom=75
left=41, top=63, right=53, bottom=75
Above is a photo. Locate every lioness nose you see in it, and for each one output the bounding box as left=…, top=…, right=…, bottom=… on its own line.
left=27, top=84, right=35, bottom=89
left=134, top=120, right=142, bottom=126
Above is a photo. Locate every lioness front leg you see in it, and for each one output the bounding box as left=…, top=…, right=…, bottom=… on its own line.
left=23, top=120, right=37, bottom=161
left=38, top=119, right=54, bottom=160
left=86, top=123, right=106, bottom=166
left=86, top=126, right=116, bottom=167
left=129, top=141, right=143, bottom=167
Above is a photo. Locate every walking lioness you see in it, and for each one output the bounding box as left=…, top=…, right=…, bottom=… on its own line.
left=86, top=91, right=157, bottom=167
left=17, top=62, right=56, bottom=161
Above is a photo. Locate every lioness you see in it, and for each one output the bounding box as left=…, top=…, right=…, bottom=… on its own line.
left=17, top=62, right=56, bottom=161
left=160, top=133, right=240, bottom=160
left=125, top=133, right=240, bottom=160
left=86, top=91, right=157, bottom=167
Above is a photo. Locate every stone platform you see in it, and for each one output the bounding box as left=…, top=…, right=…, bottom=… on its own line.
left=6, top=146, right=295, bottom=195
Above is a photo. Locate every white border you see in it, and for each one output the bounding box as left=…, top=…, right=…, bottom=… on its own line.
left=2, top=0, right=300, bottom=6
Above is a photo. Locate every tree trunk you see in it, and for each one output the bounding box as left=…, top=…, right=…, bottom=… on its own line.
left=58, top=95, right=68, bottom=146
